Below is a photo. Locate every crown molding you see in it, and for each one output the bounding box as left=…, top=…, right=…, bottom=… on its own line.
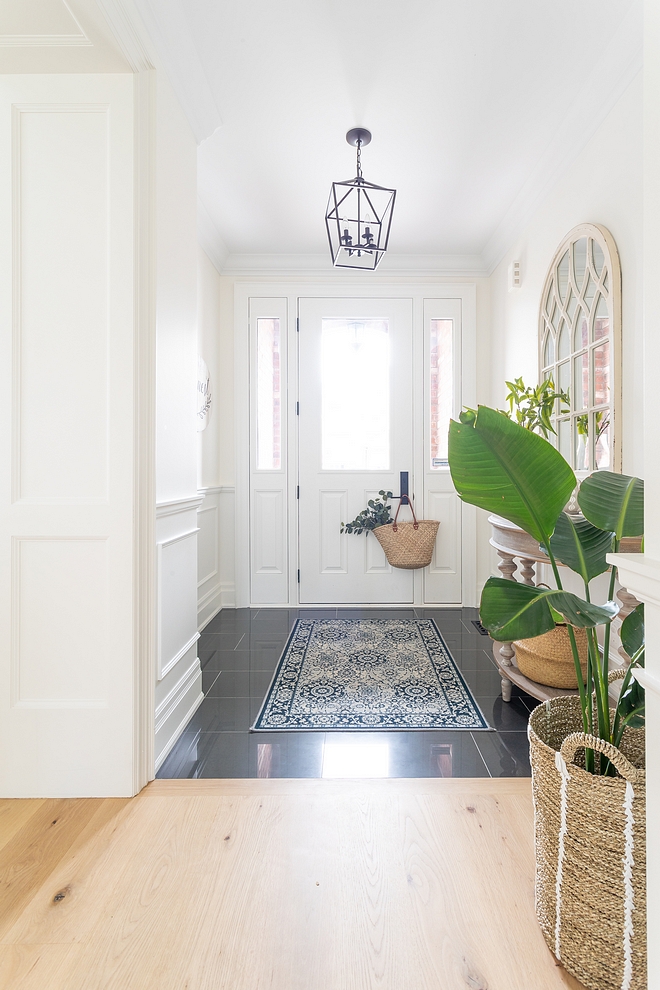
left=217, top=251, right=488, bottom=278
left=95, top=0, right=154, bottom=71
left=481, top=3, right=643, bottom=274
left=131, top=0, right=221, bottom=144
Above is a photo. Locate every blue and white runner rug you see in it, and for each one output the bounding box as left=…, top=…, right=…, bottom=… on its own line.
left=252, top=618, right=489, bottom=731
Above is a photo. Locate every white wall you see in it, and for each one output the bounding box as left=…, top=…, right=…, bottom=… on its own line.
left=197, top=246, right=221, bottom=491
left=155, top=72, right=198, bottom=504
left=195, top=248, right=235, bottom=626
left=488, top=73, right=643, bottom=477
left=154, top=70, right=203, bottom=771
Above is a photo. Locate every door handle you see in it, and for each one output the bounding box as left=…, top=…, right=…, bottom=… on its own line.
left=396, top=471, right=411, bottom=505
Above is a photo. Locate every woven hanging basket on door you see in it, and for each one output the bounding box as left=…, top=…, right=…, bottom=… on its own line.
left=373, top=500, right=439, bottom=569
left=529, top=691, right=646, bottom=990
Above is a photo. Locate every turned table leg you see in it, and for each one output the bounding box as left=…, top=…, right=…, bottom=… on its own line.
left=519, top=558, right=536, bottom=586
left=496, top=551, right=517, bottom=701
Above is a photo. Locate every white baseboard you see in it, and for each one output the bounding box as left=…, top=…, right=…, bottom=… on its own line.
left=154, top=657, right=203, bottom=771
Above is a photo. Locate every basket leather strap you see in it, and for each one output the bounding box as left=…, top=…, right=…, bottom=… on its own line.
left=392, top=498, right=418, bottom=532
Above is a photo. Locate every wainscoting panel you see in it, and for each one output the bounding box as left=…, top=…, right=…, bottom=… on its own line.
left=12, top=537, right=108, bottom=707
left=158, top=528, right=200, bottom=680
left=13, top=105, right=109, bottom=503
left=218, top=487, right=235, bottom=607
left=197, top=501, right=218, bottom=587
left=197, top=487, right=223, bottom=629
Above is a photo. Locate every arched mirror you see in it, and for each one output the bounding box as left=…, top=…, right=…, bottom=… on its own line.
left=539, top=223, right=621, bottom=473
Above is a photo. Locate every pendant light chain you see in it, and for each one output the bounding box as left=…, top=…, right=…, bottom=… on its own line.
left=356, top=138, right=362, bottom=179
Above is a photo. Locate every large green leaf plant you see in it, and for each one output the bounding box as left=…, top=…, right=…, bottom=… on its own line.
left=449, top=405, right=645, bottom=775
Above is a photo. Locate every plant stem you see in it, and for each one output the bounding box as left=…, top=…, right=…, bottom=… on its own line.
left=545, top=542, right=590, bottom=738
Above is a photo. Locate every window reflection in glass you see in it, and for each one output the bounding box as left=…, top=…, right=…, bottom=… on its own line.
left=593, top=341, right=610, bottom=406
left=256, top=318, right=281, bottom=470
left=430, top=318, right=453, bottom=468
left=574, top=351, right=589, bottom=410
left=321, top=319, right=390, bottom=470
left=594, top=294, right=609, bottom=341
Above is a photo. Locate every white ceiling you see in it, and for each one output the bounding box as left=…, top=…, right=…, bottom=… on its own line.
left=2, top=0, right=642, bottom=270
left=139, top=0, right=642, bottom=269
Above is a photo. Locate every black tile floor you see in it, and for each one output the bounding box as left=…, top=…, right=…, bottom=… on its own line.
left=157, top=607, right=537, bottom=779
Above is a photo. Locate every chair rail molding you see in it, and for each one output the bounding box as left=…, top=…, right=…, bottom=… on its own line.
left=156, top=494, right=204, bottom=517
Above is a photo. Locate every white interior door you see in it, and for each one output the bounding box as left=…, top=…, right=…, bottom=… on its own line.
left=298, top=298, right=414, bottom=604
left=0, top=75, right=138, bottom=795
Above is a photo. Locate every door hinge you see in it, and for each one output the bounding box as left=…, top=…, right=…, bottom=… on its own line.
left=297, top=569, right=301, bottom=583
left=296, top=317, right=300, bottom=332
left=296, top=485, right=300, bottom=499
left=296, top=401, right=299, bottom=415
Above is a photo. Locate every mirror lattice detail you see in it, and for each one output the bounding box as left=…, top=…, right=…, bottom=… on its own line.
left=539, top=223, right=621, bottom=473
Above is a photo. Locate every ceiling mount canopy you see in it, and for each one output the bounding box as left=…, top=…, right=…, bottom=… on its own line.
left=325, top=128, right=396, bottom=271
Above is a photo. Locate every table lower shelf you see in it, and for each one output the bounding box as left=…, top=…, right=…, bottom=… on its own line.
left=493, top=642, right=626, bottom=705
left=492, top=642, right=578, bottom=704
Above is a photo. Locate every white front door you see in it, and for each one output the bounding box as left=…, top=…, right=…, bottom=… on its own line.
left=298, top=298, right=415, bottom=604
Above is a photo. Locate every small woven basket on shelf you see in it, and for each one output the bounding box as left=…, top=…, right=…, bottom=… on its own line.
left=529, top=689, right=646, bottom=990
left=373, top=500, right=439, bottom=570
left=513, top=624, right=588, bottom=688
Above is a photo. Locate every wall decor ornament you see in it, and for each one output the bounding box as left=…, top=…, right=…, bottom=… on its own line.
left=325, top=128, right=396, bottom=271
left=539, top=223, right=621, bottom=473
left=197, top=357, right=212, bottom=432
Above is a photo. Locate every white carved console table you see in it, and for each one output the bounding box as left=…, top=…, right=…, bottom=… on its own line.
left=489, top=515, right=640, bottom=703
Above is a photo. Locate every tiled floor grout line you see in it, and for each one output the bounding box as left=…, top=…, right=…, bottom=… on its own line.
left=470, top=732, right=494, bottom=777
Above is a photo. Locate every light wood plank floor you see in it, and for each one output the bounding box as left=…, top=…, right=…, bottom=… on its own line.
left=0, top=778, right=585, bottom=989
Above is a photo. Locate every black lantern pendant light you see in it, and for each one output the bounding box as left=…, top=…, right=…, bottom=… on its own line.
left=325, top=128, right=396, bottom=271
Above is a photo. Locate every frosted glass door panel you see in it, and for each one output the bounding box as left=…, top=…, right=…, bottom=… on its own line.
left=321, top=320, right=390, bottom=470
left=256, top=318, right=281, bottom=470
left=429, top=318, right=453, bottom=468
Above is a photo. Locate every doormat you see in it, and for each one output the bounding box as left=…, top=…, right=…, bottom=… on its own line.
left=252, top=618, right=489, bottom=731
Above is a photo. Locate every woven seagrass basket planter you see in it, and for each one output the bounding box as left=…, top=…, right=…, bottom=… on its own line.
left=528, top=695, right=646, bottom=990
left=513, top=625, right=588, bottom=688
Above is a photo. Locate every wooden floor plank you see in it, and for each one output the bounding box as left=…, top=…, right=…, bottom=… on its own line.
left=0, top=779, right=585, bottom=990
left=0, top=802, right=45, bottom=856
left=0, top=944, right=81, bottom=989
left=144, top=777, right=532, bottom=797
left=0, top=800, right=111, bottom=941
left=2, top=799, right=131, bottom=946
